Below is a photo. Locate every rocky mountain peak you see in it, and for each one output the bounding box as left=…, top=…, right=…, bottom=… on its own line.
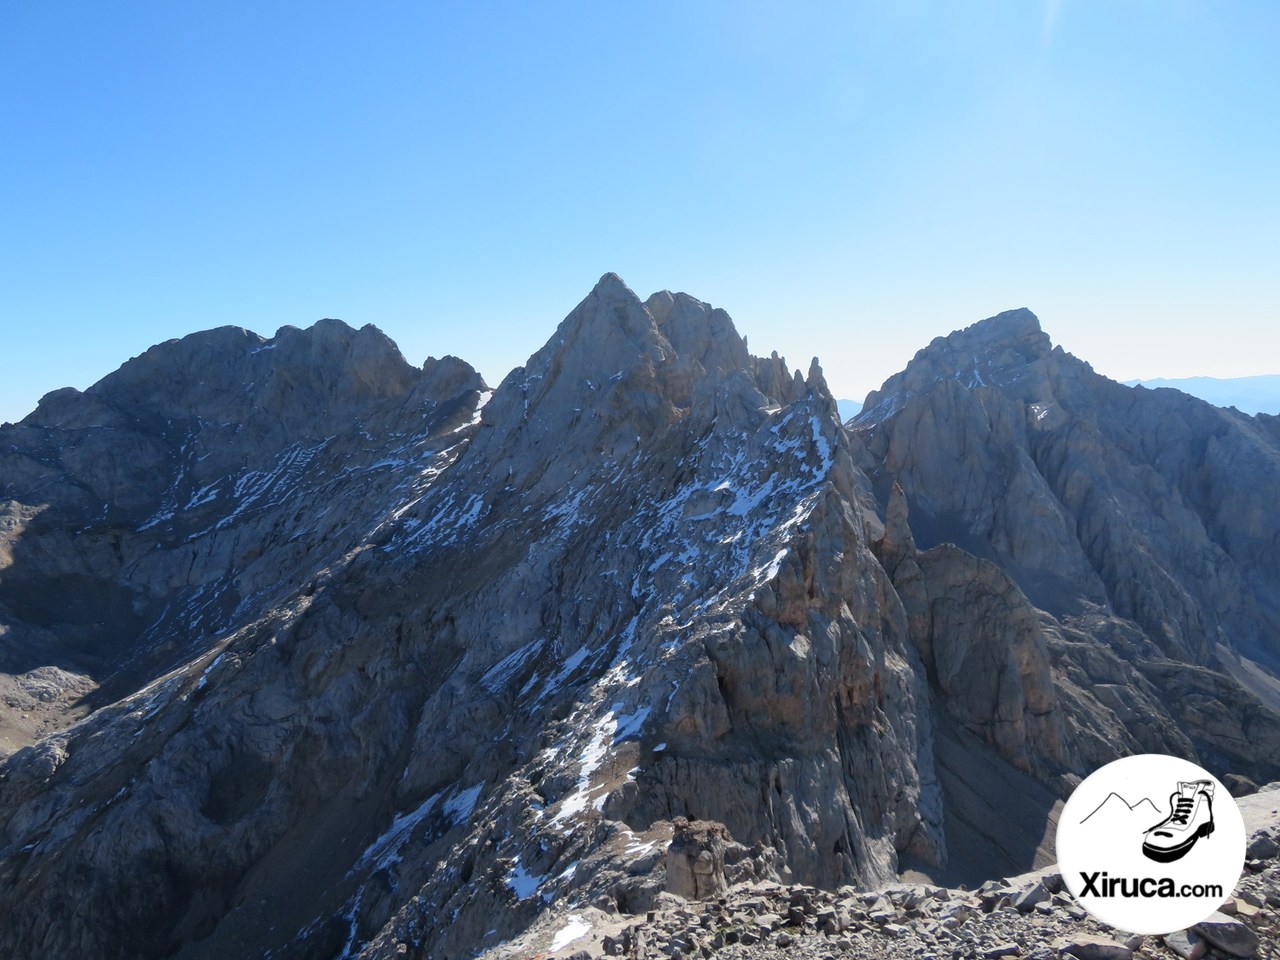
left=644, top=290, right=750, bottom=383
left=859, top=307, right=1057, bottom=420
left=854, top=300, right=1280, bottom=769
left=420, top=353, right=484, bottom=398
left=475, top=275, right=797, bottom=483
left=20, top=318, right=425, bottom=433
left=540, top=272, right=667, bottom=369
left=521, top=274, right=760, bottom=397
left=965, top=306, right=1043, bottom=344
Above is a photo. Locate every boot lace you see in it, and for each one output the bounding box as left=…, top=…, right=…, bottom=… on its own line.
left=1169, top=796, right=1195, bottom=825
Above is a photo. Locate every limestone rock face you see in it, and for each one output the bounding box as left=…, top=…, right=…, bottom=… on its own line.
left=856, top=308, right=1280, bottom=792
left=0, top=286, right=1276, bottom=960
left=0, top=319, right=486, bottom=755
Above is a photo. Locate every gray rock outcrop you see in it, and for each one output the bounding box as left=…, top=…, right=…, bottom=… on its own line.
left=856, top=309, right=1280, bottom=820
left=665, top=818, right=730, bottom=900
left=0, top=319, right=487, bottom=757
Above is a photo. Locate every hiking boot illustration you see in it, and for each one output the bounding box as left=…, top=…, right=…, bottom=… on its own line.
left=1142, top=780, right=1215, bottom=863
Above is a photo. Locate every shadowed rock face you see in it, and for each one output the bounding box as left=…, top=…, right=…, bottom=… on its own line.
left=0, top=286, right=1276, bottom=959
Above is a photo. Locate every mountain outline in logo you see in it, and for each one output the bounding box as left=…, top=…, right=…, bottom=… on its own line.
left=1079, top=792, right=1161, bottom=826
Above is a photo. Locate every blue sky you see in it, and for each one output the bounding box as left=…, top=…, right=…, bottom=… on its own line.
left=2, top=1, right=1276, bottom=423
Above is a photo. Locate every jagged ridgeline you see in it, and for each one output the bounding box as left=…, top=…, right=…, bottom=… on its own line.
left=0, top=275, right=1277, bottom=959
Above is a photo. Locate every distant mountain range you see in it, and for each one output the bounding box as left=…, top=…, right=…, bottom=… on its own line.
left=1123, top=375, right=1280, bottom=416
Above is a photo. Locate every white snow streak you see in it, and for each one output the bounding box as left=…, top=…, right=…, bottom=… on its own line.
left=354, top=791, right=442, bottom=873
left=443, top=782, right=484, bottom=826
left=550, top=916, right=592, bottom=952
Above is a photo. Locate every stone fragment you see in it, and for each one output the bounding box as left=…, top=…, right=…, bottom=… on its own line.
left=1246, top=833, right=1278, bottom=860
left=1191, top=911, right=1260, bottom=957
left=1238, top=888, right=1264, bottom=907
left=1161, top=930, right=1207, bottom=960
left=1053, top=934, right=1133, bottom=960
left=983, top=943, right=1020, bottom=958
left=754, top=913, right=783, bottom=933
left=1015, top=880, right=1050, bottom=913
left=665, top=818, right=731, bottom=901
left=1225, top=774, right=1260, bottom=797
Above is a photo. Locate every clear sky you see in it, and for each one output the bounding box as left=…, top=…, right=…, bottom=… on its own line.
left=2, top=1, right=1276, bottom=423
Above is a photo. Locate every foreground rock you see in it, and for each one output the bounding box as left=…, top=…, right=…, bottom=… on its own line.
left=487, top=810, right=1280, bottom=960
left=1191, top=912, right=1261, bottom=958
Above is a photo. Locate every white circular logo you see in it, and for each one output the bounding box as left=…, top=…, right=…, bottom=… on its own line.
left=1056, top=754, right=1245, bottom=935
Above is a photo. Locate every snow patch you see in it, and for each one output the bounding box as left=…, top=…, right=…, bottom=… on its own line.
left=536, top=644, right=592, bottom=701
left=443, top=781, right=484, bottom=826
left=550, top=915, right=592, bottom=952
left=549, top=711, right=614, bottom=826
left=444, top=389, right=494, bottom=435
left=754, top=548, right=789, bottom=583
left=506, top=857, right=545, bottom=900
left=611, top=704, right=651, bottom=744
left=544, top=485, right=594, bottom=538
left=195, top=652, right=225, bottom=691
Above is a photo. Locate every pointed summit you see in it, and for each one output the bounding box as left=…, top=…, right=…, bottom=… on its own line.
left=475, top=276, right=831, bottom=490
left=472, top=274, right=677, bottom=479
left=519, top=272, right=667, bottom=385
left=591, top=271, right=632, bottom=298
left=494, top=275, right=763, bottom=429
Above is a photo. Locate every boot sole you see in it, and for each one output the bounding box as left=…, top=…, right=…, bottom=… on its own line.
left=1142, top=820, right=1214, bottom=863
